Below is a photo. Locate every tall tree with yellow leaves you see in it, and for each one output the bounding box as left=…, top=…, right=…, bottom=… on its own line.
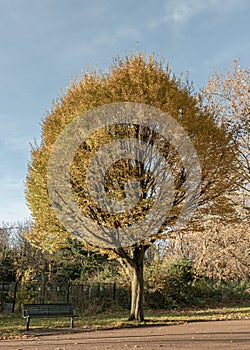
left=26, top=53, right=238, bottom=321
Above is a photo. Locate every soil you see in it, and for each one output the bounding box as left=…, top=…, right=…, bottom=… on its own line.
left=0, top=319, right=249, bottom=349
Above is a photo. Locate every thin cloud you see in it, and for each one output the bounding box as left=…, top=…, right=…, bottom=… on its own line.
left=150, top=0, right=248, bottom=28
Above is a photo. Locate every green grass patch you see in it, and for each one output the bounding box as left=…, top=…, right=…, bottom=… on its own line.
left=0, top=302, right=249, bottom=339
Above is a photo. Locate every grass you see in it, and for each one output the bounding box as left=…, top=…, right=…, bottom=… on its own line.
left=0, top=302, right=249, bottom=340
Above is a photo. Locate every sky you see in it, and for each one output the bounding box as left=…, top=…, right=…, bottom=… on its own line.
left=0, top=0, right=250, bottom=224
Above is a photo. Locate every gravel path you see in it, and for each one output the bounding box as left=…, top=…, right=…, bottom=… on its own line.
left=1, top=319, right=249, bottom=350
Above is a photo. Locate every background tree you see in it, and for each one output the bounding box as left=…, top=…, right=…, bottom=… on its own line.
left=165, top=60, right=250, bottom=284
left=55, top=237, right=112, bottom=282
left=202, top=59, right=250, bottom=214
left=26, top=53, right=238, bottom=321
left=199, top=60, right=250, bottom=281
left=0, top=226, right=16, bottom=284
left=0, top=222, right=50, bottom=311
left=166, top=219, right=249, bottom=283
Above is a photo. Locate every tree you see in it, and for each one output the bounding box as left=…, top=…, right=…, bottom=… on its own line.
left=0, top=226, right=16, bottom=283
left=0, top=222, right=49, bottom=311
left=166, top=219, right=250, bottom=283
left=200, top=60, right=250, bottom=281
left=202, top=59, right=250, bottom=214
left=166, top=60, right=250, bottom=284
left=26, top=53, right=238, bottom=321
left=55, top=237, right=111, bottom=282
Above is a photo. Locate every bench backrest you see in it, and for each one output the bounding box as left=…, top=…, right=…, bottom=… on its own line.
left=22, top=304, right=74, bottom=317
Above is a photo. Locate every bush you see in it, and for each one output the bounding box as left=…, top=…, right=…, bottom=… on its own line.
left=212, top=281, right=250, bottom=303
left=144, top=257, right=197, bottom=308
left=144, top=257, right=250, bottom=309
left=163, top=258, right=195, bottom=306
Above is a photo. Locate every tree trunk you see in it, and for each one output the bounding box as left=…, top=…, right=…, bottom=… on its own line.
left=129, top=256, right=144, bottom=321
left=115, top=244, right=150, bottom=322
left=11, top=281, right=18, bottom=313
left=117, top=246, right=145, bottom=321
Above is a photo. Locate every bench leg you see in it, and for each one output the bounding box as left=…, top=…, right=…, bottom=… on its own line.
left=26, top=317, right=30, bottom=331
left=71, top=317, right=74, bottom=328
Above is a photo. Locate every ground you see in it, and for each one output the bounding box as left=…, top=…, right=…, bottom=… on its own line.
left=0, top=319, right=249, bottom=349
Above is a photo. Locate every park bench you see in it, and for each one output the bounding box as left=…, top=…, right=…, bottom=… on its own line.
left=22, top=303, right=77, bottom=330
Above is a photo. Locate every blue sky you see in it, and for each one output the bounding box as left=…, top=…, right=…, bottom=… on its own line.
left=0, top=0, right=250, bottom=224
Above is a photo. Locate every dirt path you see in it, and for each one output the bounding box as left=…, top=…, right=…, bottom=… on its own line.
left=1, top=319, right=249, bottom=349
